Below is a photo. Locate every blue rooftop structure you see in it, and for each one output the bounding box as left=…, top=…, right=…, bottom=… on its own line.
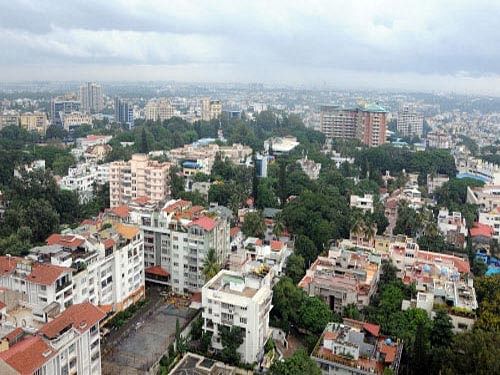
left=182, top=161, right=202, bottom=169
left=456, top=172, right=490, bottom=183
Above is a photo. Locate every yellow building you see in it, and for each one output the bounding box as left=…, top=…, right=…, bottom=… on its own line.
left=20, top=112, right=48, bottom=134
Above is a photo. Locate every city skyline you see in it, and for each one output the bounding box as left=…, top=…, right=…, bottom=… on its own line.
left=1, top=1, right=500, bottom=95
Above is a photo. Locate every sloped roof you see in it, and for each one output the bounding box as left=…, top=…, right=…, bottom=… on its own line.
left=145, top=265, right=170, bottom=278
left=26, top=263, right=71, bottom=286
left=0, top=335, right=56, bottom=375
left=188, top=216, right=216, bottom=231
left=46, top=234, right=84, bottom=249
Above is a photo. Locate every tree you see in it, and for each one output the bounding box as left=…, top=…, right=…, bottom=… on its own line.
left=21, top=199, right=60, bottom=243
left=269, top=349, right=321, bottom=375
left=343, top=304, right=362, bottom=320
left=202, top=248, right=220, bottom=281
left=285, top=253, right=305, bottom=284
left=298, top=296, right=334, bottom=335
left=169, top=166, right=185, bottom=198
left=220, top=325, right=244, bottom=365
left=472, top=258, right=488, bottom=277
left=430, top=308, right=453, bottom=348
left=294, top=235, right=318, bottom=266
left=175, top=318, right=188, bottom=355
left=241, top=211, right=266, bottom=238
left=271, top=277, right=305, bottom=332
left=190, top=315, right=203, bottom=341
left=139, top=127, right=149, bottom=153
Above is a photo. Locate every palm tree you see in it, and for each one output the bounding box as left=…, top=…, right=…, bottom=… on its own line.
left=202, top=248, right=220, bottom=281
left=272, top=219, right=285, bottom=239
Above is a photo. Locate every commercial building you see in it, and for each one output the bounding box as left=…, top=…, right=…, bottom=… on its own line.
left=299, top=247, right=381, bottom=314
left=201, top=98, right=222, bottom=121
left=60, top=111, right=93, bottom=131
left=311, top=319, right=402, bottom=375
left=396, top=105, right=423, bottom=138
left=202, top=267, right=273, bottom=364
left=114, top=97, right=134, bottom=127
left=145, top=98, right=175, bottom=122
left=320, top=104, right=388, bottom=147
left=0, top=302, right=106, bottom=375
left=131, top=199, right=230, bottom=294
left=80, top=82, right=104, bottom=114
left=109, top=154, right=172, bottom=207
left=51, top=98, right=80, bottom=127
left=19, top=112, right=48, bottom=134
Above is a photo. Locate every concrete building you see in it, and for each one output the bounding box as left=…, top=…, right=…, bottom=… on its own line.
left=109, top=154, right=172, bottom=208
left=60, top=111, right=93, bottom=131
left=76, top=135, right=113, bottom=149
left=51, top=99, right=80, bottom=127
left=19, top=112, right=48, bottom=134
left=311, top=319, right=402, bottom=375
left=350, top=194, right=374, bottom=214
left=478, top=207, right=500, bottom=242
left=264, top=136, right=300, bottom=155
left=299, top=247, right=381, bottom=314
left=0, top=112, right=20, bottom=130
left=427, top=174, right=449, bottom=194
left=80, top=82, right=104, bottom=114
left=427, top=131, right=451, bottom=149
left=131, top=199, right=230, bottom=294
left=201, top=98, right=222, bottom=121
left=0, top=302, right=106, bottom=375
left=396, top=105, right=423, bottom=138
left=320, top=104, right=388, bottom=147
left=297, top=155, right=321, bottom=180
left=437, top=209, right=468, bottom=249
left=240, top=237, right=291, bottom=277
left=114, top=97, right=134, bottom=127
left=59, top=163, right=99, bottom=203
left=202, top=267, right=273, bottom=364
left=467, top=185, right=500, bottom=212
left=145, top=98, right=175, bottom=122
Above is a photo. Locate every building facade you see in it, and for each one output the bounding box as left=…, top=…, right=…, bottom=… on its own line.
left=114, top=97, right=134, bottom=127
left=80, top=82, right=104, bottom=114
left=201, top=98, right=222, bottom=121
left=397, top=105, right=423, bottom=138
left=51, top=99, right=80, bottom=127
left=145, top=98, right=175, bottom=122
left=19, top=112, right=48, bottom=134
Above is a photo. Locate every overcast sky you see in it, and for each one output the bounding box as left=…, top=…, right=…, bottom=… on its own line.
left=1, top=0, right=500, bottom=94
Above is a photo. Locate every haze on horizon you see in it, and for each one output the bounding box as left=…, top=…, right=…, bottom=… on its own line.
left=1, top=0, right=500, bottom=95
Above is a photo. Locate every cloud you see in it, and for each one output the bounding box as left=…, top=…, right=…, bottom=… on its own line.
left=0, top=0, right=499, bottom=93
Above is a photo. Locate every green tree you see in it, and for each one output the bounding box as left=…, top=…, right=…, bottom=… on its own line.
left=220, top=325, right=244, bottom=365
left=169, top=166, right=185, bottom=198
left=294, top=235, right=318, bottom=266
left=202, top=248, right=220, bottom=281
left=285, top=253, right=306, bottom=284
left=343, top=304, right=362, bottom=320
left=241, top=211, right=266, bottom=238
left=190, top=315, right=203, bottom=341
left=175, top=318, right=188, bottom=355
left=269, top=349, right=321, bottom=375
left=298, top=296, right=334, bottom=335
left=430, top=308, right=453, bottom=348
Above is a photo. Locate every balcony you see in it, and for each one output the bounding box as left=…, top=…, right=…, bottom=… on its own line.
left=56, top=279, right=72, bottom=292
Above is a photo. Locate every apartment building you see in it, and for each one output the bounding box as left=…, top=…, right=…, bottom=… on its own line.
left=80, top=82, right=104, bottom=114
left=59, top=163, right=99, bottom=203
left=478, top=207, right=500, bottom=242
left=51, top=98, right=80, bottom=127
left=299, top=247, right=381, bottom=314
left=320, top=104, right=388, bottom=147
left=427, top=131, right=451, bottom=149
left=109, top=154, right=172, bottom=208
left=201, top=98, right=222, bottom=121
left=240, top=237, right=291, bottom=277
left=0, top=302, right=105, bottom=375
left=397, top=105, right=423, bottom=138
left=19, top=112, right=48, bottom=134
left=427, top=174, right=449, bottom=194
left=0, top=112, right=20, bottom=130
left=202, top=267, right=273, bottom=364
left=61, top=111, right=93, bottom=131
left=437, top=209, right=468, bottom=248
left=145, top=98, right=175, bottom=121
left=76, top=135, right=113, bottom=149
left=114, top=97, right=134, bottom=127
left=350, top=194, right=374, bottom=214
left=311, top=319, right=402, bottom=375
left=131, top=199, right=230, bottom=294
left=467, top=185, right=500, bottom=212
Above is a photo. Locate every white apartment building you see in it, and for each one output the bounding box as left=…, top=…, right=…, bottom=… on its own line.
left=478, top=207, right=500, bottom=242
left=0, top=302, right=105, bottom=375
left=202, top=268, right=273, bottom=364
left=59, top=163, right=98, bottom=203
left=61, top=111, right=93, bottom=131
left=397, top=105, right=423, bottom=138
left=76, top=135, right=113, bottom=149
left=109, top=154, right=172, bottom=208
left=427, top=131, right=452, bottom=149
left=350, top=194, right=374, bottom=213
left=467, top=185, right=500, bottom=212
left=132, top=199, right=230, bottom=294
left=240, top=238, right=290, bottom=277
left=80, top=82, right=104, bottom=114
left=145, top=98, right=175, bottom=121
left=437, top=209, right=468, bottom=249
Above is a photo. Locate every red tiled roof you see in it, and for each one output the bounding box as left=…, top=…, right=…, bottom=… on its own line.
left=0, top=335, right=56, bottom=375
left=379, top=342, right=397, bottom=363
left=46, top=234, right=85, bottom=249
left=103, top=238, right=115, bottom=249
left=189, top=216, right=216, bottom=231
left=133, top=196, right=150, bottom=204
left=3, top=327, right=23, bottom=343
left=163, top=200, right=191, bottom=213
left=470, top=223, right=493, bottom=238
left=110, top=205, right=130, bottom=218
left=271, top=240, right=284, bottom=252
left=27, top=263, right=71, bottom=286
left=324, top=331, right=338, bottom=340
left=363, top=322, right=381, bottom=337
left=98, top=304, right=113, bottom=314
left=230, top=227, right=241, bottom=237
left=0, top=256, right=19, bottom=277
left=39, top=302, right=106, bottom=339
left=145, top=265, right=170, bottom=278
left=84, top=135, right=107, bottom=141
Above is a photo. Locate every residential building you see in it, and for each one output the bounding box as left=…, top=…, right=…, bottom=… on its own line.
left=76, top=135, right=113, bottom=149
left=241, top=237, right=291, bottom=277
left=350, top=194, right=374, bottom=214
left=311, top=319, right=402, bottom=375
left=131, top=199, right=230, bottom=294
left=109, top=154, right=172, bottom=207
left=60, top=111, right=93, bottom=131
left=470, top=223, right=494, bottom=254
left=0, top=302, right=105, bottom=375
left=467, top=185, right=500, bottom=212
left=396, top=105, right=423, bottom=138
left=299, top=247, right=381, bottom=314
left=51, top=98, right=80, bottom=127
left=114, top=97, right=134, bottom=127
left=255, top=153, right=268, bottom=178
left=427, top=131, right=451, bottom=149
left=0, top=112, right=20, bottom=129
left=201, top=98, right=222, bottom=121
left=319, top=104, right=388, bottom=147
left=264, top=136, right=300, bottom=155
left=297, top=155, right=321, bottom=180
left=169, top=352, right=240, bottom=375
left=13, top=159, right=45, bottom=179
left=202, top=267, right=273, bottom=364
left=478, top=207, right=500, bottom=242
left=59, top=163, right=98, bottom=203
left=19, top=112, right=48, bottom=134
left=427, top=174, right=449, bottom=194
left=455, top=155, right=500, bottom=185
left=145, top=98, right=175, bottom=121
left=437, top=209, right=468, bottom=249
left=80, top=82, right=104, bottom=114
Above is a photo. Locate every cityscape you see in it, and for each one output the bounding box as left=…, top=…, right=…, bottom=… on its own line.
left=0, top=1, right=499, bottom=375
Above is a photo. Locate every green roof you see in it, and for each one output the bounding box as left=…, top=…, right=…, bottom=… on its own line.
left=361, top=103, right=388, bottom=113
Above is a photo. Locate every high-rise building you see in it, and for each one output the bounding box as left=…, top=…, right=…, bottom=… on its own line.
left=144, top=98, right=174, bottom=122
left=397, top=105, right=423, bottom=137
left=79, top=82, right=104, bottom=114
left=114, top=97, right=134, bottom=127
left=320, top=103, right=388, bottom=147
left=201, top=97, right=222, bottom=121
left=109, top=154, right=172, bottom=207
left=51, top=99, right=80, bottom=127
